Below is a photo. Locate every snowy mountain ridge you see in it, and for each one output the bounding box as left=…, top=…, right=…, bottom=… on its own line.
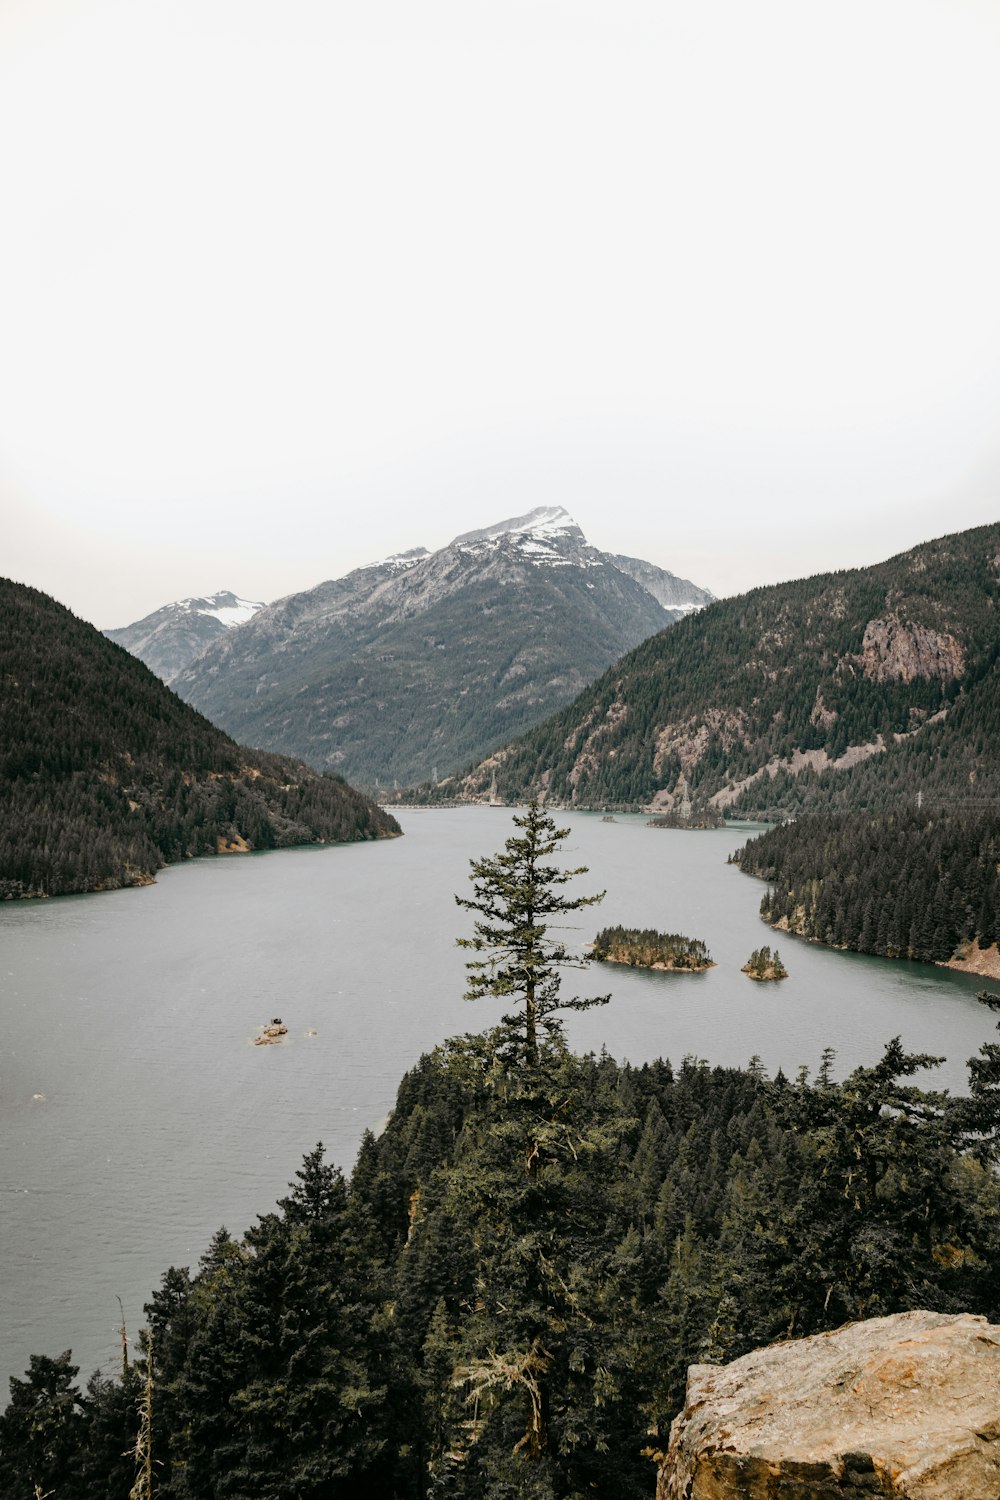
left=174, top=592, right=265, bottom=628
left=105, top=590, right=265, bottom=684
left=170, top=509, right=715, bottom=786
left=450, top=506, right=597, bottom=568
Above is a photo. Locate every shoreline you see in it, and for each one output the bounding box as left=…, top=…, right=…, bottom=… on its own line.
left=767, top=916, right=1000, bottom=982
left=595, top=953, right=716, bottom=974
left=940, top=940, right=1000, bottom=983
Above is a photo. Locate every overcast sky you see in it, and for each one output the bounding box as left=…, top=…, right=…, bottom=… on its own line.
left=2, top=0, right=999, bottom=628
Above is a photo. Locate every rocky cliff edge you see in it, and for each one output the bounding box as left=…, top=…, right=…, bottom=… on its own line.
left=658, top=1309, right=1000, bottom=1499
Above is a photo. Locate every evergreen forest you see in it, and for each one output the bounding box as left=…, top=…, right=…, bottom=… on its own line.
left=0, top=579, right=399, bottom=898
left=734, top=807, right=1000, bottom=964
left=5, top=808, right=1000, bottom=1499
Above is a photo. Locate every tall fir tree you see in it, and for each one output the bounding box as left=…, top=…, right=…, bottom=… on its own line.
left=455, top=802, right=607, bottom=1064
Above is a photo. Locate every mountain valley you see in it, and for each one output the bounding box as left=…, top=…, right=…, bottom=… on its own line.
left=167, top=507, right=712, bottom=787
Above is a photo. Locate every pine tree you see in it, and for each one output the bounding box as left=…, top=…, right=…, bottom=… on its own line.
left=455, top=802, right=608, bottom=1064
left=0, top=1352, right=85, bottom=1500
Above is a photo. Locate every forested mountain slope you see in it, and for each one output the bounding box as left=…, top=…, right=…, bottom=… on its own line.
left=439, top=522, right=1000, bottom=812
left=172, top=507, right=713, bottom=787
left=0, top=579, right=399, bottom=898
left=730, top=646, right=1000, bottom=818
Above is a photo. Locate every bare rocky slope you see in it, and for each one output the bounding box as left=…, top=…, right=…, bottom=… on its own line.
left=172, top=508, right=712, bottom=787
left=437, top=521, right=1000, bottom=814
left=658, top=1309, right=1000, bottom=1499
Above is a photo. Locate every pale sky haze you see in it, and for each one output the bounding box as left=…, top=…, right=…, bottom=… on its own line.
left=2, top=0, right=999, bottom=627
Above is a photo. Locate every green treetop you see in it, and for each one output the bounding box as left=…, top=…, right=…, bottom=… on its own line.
left=456, top=801, right=608, bottom=1064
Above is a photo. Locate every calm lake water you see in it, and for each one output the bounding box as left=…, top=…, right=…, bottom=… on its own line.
left=2, top=807, right=996, bottom=1387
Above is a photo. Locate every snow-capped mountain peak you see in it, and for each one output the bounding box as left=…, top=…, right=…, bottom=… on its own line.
left=166, top=516, right=714, bottom=784
left=105, top=591, right=266, bottom=685
left=449, top=506, right=589, bottom=566
left=450, top=505, right=581, bottom=548
left=175, top=591, right=265, bottom=628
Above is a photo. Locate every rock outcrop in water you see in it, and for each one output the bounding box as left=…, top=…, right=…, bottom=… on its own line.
left=254, top=1019, right=289, bottom=1046
left=657, top=1309, right=1000, bottom=1499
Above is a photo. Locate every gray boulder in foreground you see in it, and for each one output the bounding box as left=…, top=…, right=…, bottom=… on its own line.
left=658, top=1309, right=1000, bottom=1499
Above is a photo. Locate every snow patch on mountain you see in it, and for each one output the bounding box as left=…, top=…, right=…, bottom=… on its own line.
left=365, top=547, right=430, bottom=573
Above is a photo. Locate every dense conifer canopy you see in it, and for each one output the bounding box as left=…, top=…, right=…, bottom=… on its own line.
left=4, top=1032, right=1000, bottom=1499
left=734, top=807, right=1000, bottom=964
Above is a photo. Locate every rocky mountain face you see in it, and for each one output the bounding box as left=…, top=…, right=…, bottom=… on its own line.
left=440, top=521, right=1000, bottom=814
left=604, top=551, right=711, bottom=612
left=658, top=1309, right=1000, bottom=1499
left=0, top=578, right=399, bottom=898
left=172, top=507, right=712, bottom=787
left=105, top=590, right=265, bottom=683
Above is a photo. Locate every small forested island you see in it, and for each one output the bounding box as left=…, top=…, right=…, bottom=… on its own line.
left=742, top=944, right=788, bottom=980
left=647, top=807, right=725, bottom=830
left=592, top=925, right=714, bottom=970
